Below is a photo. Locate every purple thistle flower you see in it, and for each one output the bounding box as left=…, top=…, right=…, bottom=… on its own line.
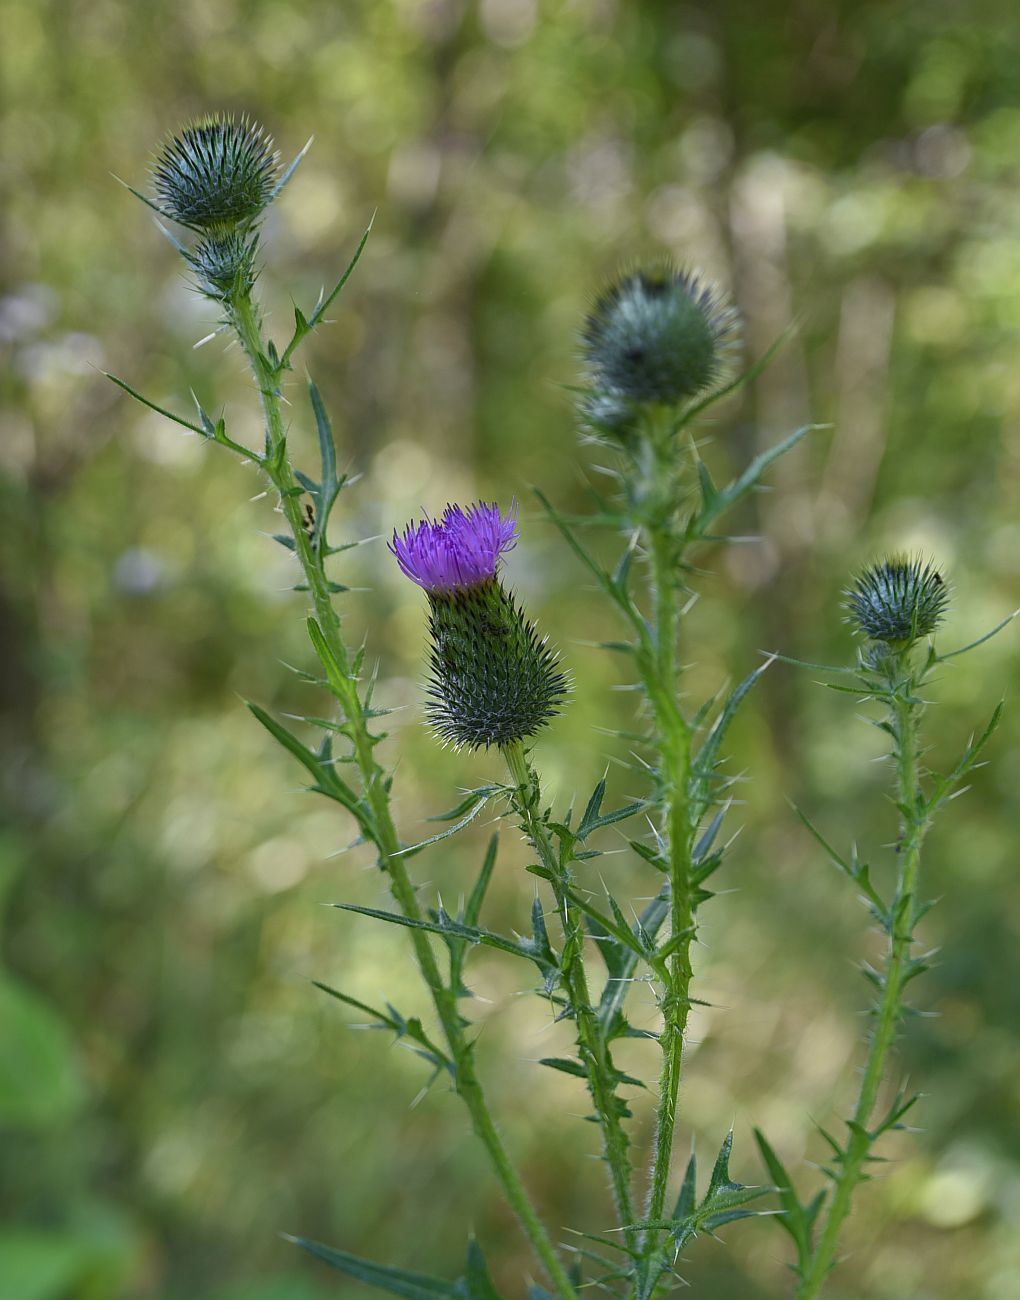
left=390, top=501, right=519, bottom=593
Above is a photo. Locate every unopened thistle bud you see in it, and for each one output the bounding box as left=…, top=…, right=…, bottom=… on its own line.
left=187, top=230, right=258, bottom=301
left=844, top=555, right=949, bottom=647
left=577, top=389, right=638, bottom=443
left=153, top=115, right=279, bottom=232
left=581, top=265, right=739, bottom=407
left=391, top=503, right=568, bottom=750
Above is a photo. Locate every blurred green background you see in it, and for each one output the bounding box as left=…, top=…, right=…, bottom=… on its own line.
left=3, top=1, right=1020, bottom=1297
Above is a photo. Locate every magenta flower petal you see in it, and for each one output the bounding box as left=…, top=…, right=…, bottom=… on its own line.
left=390, top=501, right=519, bottom=592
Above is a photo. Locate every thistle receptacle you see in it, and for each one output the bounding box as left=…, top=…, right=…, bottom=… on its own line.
left=392, top=502, right=568, bottom=750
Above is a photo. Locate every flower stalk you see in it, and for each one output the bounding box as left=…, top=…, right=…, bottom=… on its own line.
left=502, top=739, right=639, bottom=1249
left=795, top=661, right=928, bottom=1297
left=641, top=463, right=696, bottom=1239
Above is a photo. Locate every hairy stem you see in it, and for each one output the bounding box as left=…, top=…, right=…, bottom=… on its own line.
left=635, top=426, right=696, bottom=1278
left=230, top=292, right=576, bottom=1300
left=795, top=671, right=928, bottom=1298
left=503, top=740, right=638, bottom=1252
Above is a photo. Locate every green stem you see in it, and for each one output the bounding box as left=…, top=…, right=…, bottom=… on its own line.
left=795, top=675, right=928, bottom=1299
left=636, top=426, right=695, bottom=1276
left=503, top=740, right=638, bottom=1252
left=230, top=293, right=576, bottom=1300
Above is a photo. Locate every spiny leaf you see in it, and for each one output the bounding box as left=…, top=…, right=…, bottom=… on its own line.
left=754, top=1129, right=814, bottom=1262
left=673, top=1152, right=697, bottom=1220
left=280, top=217, right=374, bottom=368
left=596, top=891, right=669, bottom=1035
left=313, top=982, right=399, bottom=1030
left=707, top=1130, right=735, bottom=1197
left=691, top=658, right=775, bottom=813
left=928, top=702, right=1003, bottom=810
left=335, top=903, right=556, bottom=973
left=105, top=373, right=207, bottom=437
left=429, top=787, right=506, bottom=822
left=397, top=790, right=499, bottom=859
left=286, top=1236, right=458, bottom=1300
left=681, top=322, right=798, bottom=424
left=576, top=788, right=647, bottom=841
left=246, top=702, right=366, bottom=823
left=538, top=1056, right=588, bottom=1079
left=313, top=983, right=450, bottom=1069
left=458, top=1239, right=502, bottom=1300
left=684, top=426, right=818, bottom=544
left=270, top=134, right=313, bottom=202
left=533, top=487, right=647, bottom=639
left=936, top=610, right=1020, bottom=663
left=307, top=382, right=346, bottom=551
left=464, top=836, right=499, bottom=929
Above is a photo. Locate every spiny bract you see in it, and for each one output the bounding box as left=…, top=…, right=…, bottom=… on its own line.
left=425, top=580, right=568, bottom=750
left=188, top=230, right=259, bottom=300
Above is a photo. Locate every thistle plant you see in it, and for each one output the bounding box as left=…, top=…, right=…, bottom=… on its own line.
left=107, top=116, right=1012, bottom=1300
left=754, top=557, right=1014, bottom=1297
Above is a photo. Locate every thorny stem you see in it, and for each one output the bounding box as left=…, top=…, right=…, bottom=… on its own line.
left=634, top=420, right=696, bottom=1286
left=795, top=662, right=929, bottom=1299
left=503, top=739, right=639, bottom=1254
left=230, top=292, right=577, bottom=1300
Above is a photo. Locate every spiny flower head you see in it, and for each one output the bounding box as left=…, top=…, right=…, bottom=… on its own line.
left=844, top=555, right=949, bottom=647
left=390, top=501, right=519, bottom=594
left=393, top=502, right=568, bottom=750
left=153, top=115, right=279, bottom=232
left=581, top=265, right=739, bottom=407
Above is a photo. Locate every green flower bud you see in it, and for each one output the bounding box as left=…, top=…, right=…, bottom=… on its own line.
left=581, top=266, right=739, bottom=407
left=425, top=578, right=568, bottom=750
left=577, top=389, right=638, bottom=444
left=187, top=230, right=258, bottom=301
left=844, top=556, right=949, bottom=647
left=153, top=115, right=279, bottom=232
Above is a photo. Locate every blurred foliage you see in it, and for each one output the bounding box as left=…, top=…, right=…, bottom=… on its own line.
left=2, top=1, right=1020, bottom=1297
